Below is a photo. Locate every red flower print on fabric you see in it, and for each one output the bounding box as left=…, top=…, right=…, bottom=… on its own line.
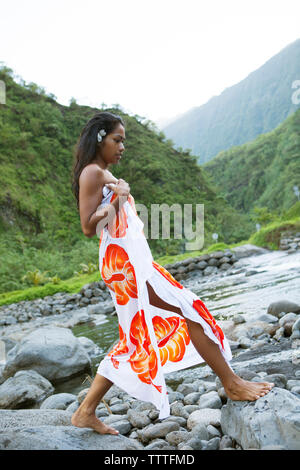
left=152, top=261, right=184, bottom=289
left=101, top=244, right=138, bottom=305
left=152, top=316, right=190, bottom=366
left=128, top=309, right=162, bottom=393
left=107, top=324, right=129, bottom=369
left=192, top=299, right=225, bottom=350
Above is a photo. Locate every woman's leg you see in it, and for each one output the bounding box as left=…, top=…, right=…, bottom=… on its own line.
left=71, top=374, right=119, bottom=435
left=146, top=281, right=274, bottom=400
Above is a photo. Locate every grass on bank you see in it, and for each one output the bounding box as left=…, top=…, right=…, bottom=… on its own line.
left=0, top=216, right=299, bottom=307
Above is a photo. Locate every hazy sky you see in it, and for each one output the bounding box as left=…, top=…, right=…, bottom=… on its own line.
left=1, top=0, right=300, bottom=127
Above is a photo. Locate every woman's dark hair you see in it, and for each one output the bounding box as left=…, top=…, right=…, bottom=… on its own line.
left=71, top=111, right=125, bottom=210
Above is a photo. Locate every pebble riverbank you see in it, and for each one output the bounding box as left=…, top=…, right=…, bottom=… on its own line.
left=0, top=243, right=300, bottom=450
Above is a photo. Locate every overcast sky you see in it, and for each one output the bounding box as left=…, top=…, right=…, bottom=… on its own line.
left=1, top=0, right=300, bottom=128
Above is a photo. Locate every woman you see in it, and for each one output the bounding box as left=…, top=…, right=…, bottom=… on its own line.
left=71, top=111, right=274, bottom=435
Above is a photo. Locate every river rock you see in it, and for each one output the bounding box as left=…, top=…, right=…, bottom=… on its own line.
left=167, top=391, right=185, bottom=404
left=278, top=312, right=298, bottom=326
left=267, top=300, right=300, bottom=317
left=77, top=336, right=102, bottom=357
left=183, top=392, right=202, bottom=405
left=2, top=327, right=91, bottom=383
left=0, top=424, right=142, bottom=450
left=231, top=244, right=270, bottom=259
left=0, top=370, right=54, bottom=409
left=190, top=422, right=210, bottom=440
left=230, top=321, right=275, bottom=341
left=165, top=429, right=190, bottom=446
left=176, top=382, right=198, bottom=395
left=0, top=409, right=73, bottom=429
left=170, top=401, right=189, bottom=419
left=291, top=317, right=300, bottom=339
left=198, top=391, right=222, bottom=409
left=187, top=408, right=221, bottom=430
left=39, top=393, right=77, bottom=410
left=144, top=439, right=175, bottom=450
left=127, top=409, right=151, bottom=428
left=220, top=387, right=300, bottom=450
left=138, top=420, right=180, bottom=442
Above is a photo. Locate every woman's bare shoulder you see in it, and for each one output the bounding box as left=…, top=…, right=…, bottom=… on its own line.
left=80, top=164, right=117, bottom=185
left=79, top=164, right=105, bottom=186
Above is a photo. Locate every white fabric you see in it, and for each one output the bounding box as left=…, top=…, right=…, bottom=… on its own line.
left=97, top=186, right=232, bottom=419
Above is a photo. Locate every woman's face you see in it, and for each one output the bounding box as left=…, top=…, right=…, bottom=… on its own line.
left=97, top=123, right=126, bottom=168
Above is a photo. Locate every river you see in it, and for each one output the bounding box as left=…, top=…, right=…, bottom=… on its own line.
left=55, top=249, right=300, bottom=395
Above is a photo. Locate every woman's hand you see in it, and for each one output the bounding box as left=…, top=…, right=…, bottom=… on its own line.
left=105, top=179, right=130, bottom=197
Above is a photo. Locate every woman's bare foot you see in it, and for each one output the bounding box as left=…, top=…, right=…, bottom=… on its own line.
left=223, top=375, right=275, bottom=401
left=71, top=407, right=119, bottom=435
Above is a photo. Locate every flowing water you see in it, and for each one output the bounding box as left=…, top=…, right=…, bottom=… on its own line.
left=55, top=249, right=300, bottom=395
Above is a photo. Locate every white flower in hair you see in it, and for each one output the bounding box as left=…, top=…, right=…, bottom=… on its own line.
left=97, top=129, right=106, bottom=142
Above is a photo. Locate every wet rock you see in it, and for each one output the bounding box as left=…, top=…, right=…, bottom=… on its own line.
left=0, top=370, right=54, bottom=409
left=2, top=327, right=91, bottom=383
left=221, top=388, right=300, bottom=450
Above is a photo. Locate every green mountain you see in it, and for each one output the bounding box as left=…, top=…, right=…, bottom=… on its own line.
left=202, top=107, right=300, bottom=214
left=162, top=38, right=300, bottom=164
left=0, top=66, right=250, bottom=293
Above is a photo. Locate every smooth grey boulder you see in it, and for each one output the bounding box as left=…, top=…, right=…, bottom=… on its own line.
left=0, top=370, right=54, bottom=409
left=2, top=327, right=91, bottom=383
left=39, top=393, right=77, bottom=410
left=231, top=244, right=269, bottom=259
left=0, top=425, right=143, bottom=450
left=127, top=409, right=151, bottom=428
left=77, top=336, right=102, bottom=357
left=0, top=409, right=73, bottom=430
left=137, top=421, right=180, bottom=443
left=187, top=408, right=221, bottom=430
left=267, top=300, right=300, bottom=317
left=291, top=317, right=300, bottom=339
left=221, top=387, right=300, bottom=450
left=198, top=391, right=222, bottom=409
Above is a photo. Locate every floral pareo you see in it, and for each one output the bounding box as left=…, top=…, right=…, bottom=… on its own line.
left=97, top=185, right=232, bottom=419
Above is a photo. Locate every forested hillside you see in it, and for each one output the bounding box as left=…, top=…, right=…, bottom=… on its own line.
left=0, top=66, right=249, bottom=293
left=203, top=108, right=300, bottom=214
left=162, top=38, right=300, bottom=164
